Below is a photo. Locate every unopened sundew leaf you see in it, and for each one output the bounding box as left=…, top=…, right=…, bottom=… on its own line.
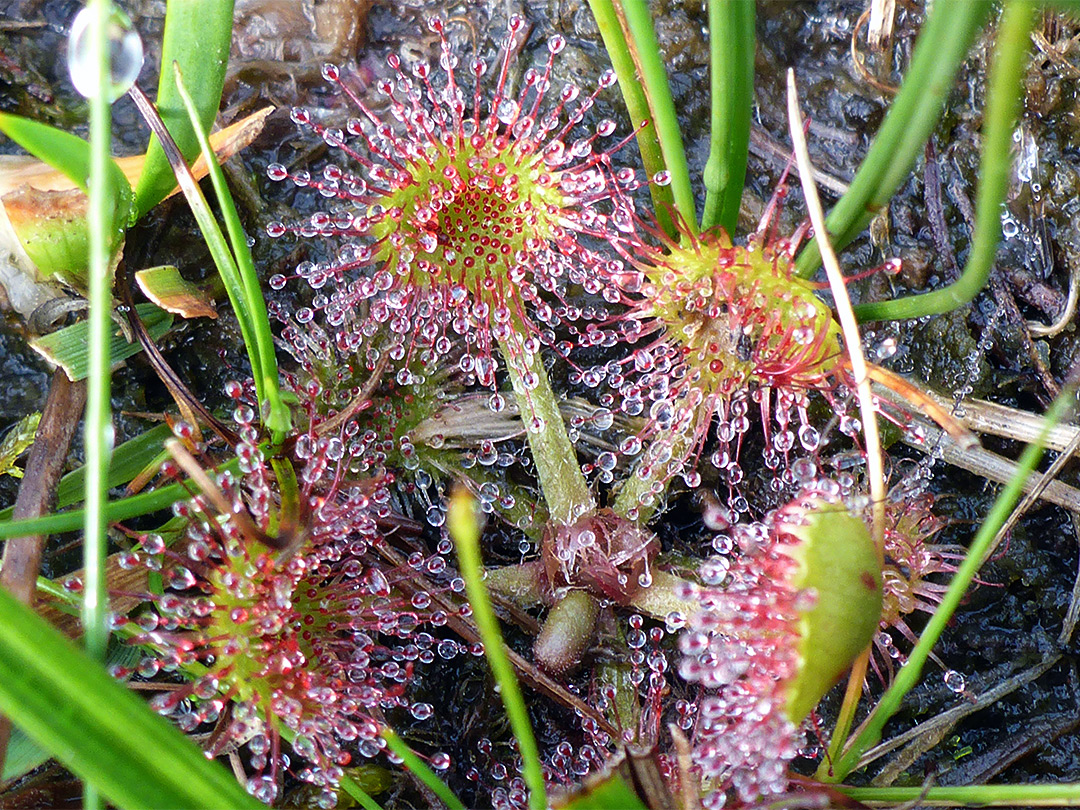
left=29, top=302, right=172, bottom=381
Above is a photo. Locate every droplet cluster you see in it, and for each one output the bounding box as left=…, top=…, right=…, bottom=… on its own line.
left=678, top=490, right=834, bottom=805
left=117, top=406, right=463, bottom=806
left=266, top=15, right=638, bottom=396
left=874, top=483, right=963, bottom=679
left=600, top=227, right=847, bottom=506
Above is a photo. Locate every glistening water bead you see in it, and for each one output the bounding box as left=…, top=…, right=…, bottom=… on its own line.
left=67, top=7, right=143, bottom=101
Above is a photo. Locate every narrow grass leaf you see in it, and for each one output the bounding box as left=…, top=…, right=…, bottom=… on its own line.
left=132, top=0, right=234, bottom=217
left=839, top=783, right=1080, bottom=806
left=127, top=85, right=267, bottom=401
left=449, top=487, right=547, bottom=810
left=0, top=456, right=242, bottom=539
left=380, top=729, right=465, bottom=810
left=1, top=724, right=48, bottom=783
left=0, top=113, right=131, bottom=205
left=28, top=302, right=172, bottom=381
left=585, top=0, right=676, bottom=237
left=616, top=0, right=698, bottom=234
left=0, top=424, right=172, bottom=521
left=0, top=585, right=264, bottom=809
left=173, top=65, right=291, bottom=440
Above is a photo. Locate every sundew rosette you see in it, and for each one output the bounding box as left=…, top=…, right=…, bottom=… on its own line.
left=119, top=408, right=459, bottom=807
left=601, top=223, right=847, bottom=510
left=678, top=491, right=882, bottom=805
left=266, top=15, right=638, bottom=392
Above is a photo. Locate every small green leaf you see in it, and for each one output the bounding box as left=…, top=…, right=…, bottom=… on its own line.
left=29, top=302, right=173, bottom=382
left=2, top=724, right=49, bottom=782
left=0, top=113, right=132, bottom=220
left=0, top=584, right=264, bottom=809
left=0, top=114, right=132, bottom=285
left=782, top=497, right=883, bottom=724
left=0, top=411, right=40, bottom=479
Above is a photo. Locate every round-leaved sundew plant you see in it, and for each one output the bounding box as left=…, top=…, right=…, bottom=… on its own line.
left=678, top=486, right=882, bottom=807
left=118, top=402, right=461, bottom=807
left=266, top=13, right=644, bottom=526
left=600, top=213, right=849, bottom=519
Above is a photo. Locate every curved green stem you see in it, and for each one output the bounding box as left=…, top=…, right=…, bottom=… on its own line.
left=586, top=0, right=676, bottom=238
left=829, top=370, right=1071, bottom=782
left=497, top=327, right=594, bottom=526
left=794, top=0, right=990, bottom=278
left=701, top=0, right=755, bottom=235
left=449, top=490, right=547, bottom=810
left=853, top=0, right=1033, bottom=321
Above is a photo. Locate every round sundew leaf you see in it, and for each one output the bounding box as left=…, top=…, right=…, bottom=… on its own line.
left=780, top=497, right=883, bottom=724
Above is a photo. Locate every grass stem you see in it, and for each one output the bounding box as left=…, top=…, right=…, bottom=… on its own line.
left=449, top=489, right=547, bottom=810
left=853, top=0, right=1033, bottom=321
left=701, top=0, right=755, bottom=235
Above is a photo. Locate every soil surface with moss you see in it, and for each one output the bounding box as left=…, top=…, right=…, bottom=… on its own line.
left=1, top=0, right=1079, bottom=804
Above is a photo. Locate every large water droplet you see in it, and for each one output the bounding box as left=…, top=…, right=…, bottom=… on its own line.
left=67, top=8, right=143, bottom=102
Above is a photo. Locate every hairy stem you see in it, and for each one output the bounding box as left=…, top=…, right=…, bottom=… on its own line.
left=497, top=325, right=595, bottom=526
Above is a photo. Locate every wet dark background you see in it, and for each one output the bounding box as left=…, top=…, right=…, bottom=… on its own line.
left=1, top=0, right=1079, bottom=804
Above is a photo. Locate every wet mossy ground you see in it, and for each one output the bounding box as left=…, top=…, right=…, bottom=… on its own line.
left=1, top=0, right=1080, bottom=803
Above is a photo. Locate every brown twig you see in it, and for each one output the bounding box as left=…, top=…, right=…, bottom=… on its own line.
left=0, top=370, right=86, bottom=779
left=118, top=269, right=241, bottom=447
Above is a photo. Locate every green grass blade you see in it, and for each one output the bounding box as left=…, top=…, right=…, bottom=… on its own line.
left=132, top=0, right=235, bottom=217
left=380, top=729, right=465, bottom=810
left=830, top=370, right=1071, bottom=781
left=794, top=0, right=990, bottom=278
left=448, top=488, right=547, bottom=810
left=338, top=773, right=385, bottom=810
left=172, top=65, right=291, bottom=442
left=0, top=113, right=131, bottom=204
left=701, top=0, right=755, bottom=235
left=585, top=0, right=676, bottom=237
left=839, top=783, right=1080, bottom=806
left=28, top=302, right=173, bottom=381
left=853, top=0, right=1032, bottom=321
left=0, top=585, right=263, bottom=809
left=0, top=456, right=242, bottom=539
left=81, top=27, right=118, bottom=808
left=617, top=0, right=697, bottom=234
left=52, top=424, right=173, bottom=509
left=127, top=86, right=268, bottom=410
left=0, top=424, right=172, bottom=519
